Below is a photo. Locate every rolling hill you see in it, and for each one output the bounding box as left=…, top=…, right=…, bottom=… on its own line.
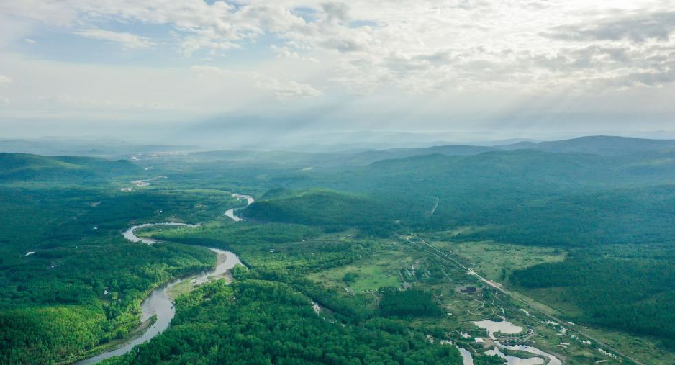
left=0, top=153, right=140, bottom=182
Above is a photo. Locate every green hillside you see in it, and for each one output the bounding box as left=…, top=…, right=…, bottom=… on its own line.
left=0, top=153, right=139, bottom=182
left=235, top=149, right=675, bottom=246
left=244, top=189, right=397, bottom=236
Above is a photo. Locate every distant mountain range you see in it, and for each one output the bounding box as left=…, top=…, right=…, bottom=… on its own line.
left=3, top=136, right=675, bottom=168
left=353, top=135, right=675, bottom=162
left=0, top=138, right=198, bottom=158
left=499, top=135, right=675, bottom=155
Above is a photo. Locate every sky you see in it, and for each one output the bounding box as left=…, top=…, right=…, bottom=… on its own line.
left=1, top=0, right=675, bottom=146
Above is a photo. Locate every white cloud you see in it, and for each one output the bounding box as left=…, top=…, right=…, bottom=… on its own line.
left=2, top=0, right=675, bottom=134
left=4, top=0, right=675, bottom=94
left=271, top=45, right=319, bottom=63
left=0, top=0, right=76, bottom=26
left=0, top=75, right=13, bottom=85
left=254, top=78, right=322, bottom=100
left=192, top=65, right=322, bottom=100
left=68, top=0, right=306, bottom=55
left=74, top=29, right=155, bottom=49
left=24, top=38, right=36, bottom=44
left=546, top=11, right=675, bottom=42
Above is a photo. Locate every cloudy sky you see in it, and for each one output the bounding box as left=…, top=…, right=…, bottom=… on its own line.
left=1, top=0, right=675, bottom=145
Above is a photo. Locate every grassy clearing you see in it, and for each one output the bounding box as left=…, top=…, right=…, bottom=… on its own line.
left=308, top=250, right=409, bottom=292
left=581, top=326, right=675, bottom=365
left=431, top=240, right=566, bottom=282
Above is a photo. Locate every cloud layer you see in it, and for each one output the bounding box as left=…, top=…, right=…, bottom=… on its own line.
left=1, top=0, right=675, bottom=139
left=74, top=29, right=156, bottom=49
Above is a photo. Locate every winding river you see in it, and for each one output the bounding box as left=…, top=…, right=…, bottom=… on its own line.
left=74, top=194, right=254, bottom=365
left=224, top=193, right=255, bottom=222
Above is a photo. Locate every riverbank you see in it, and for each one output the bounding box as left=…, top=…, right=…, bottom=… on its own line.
left=72, top=194, right=253, bottom=365
left=57, top=317, right=156, bottom=365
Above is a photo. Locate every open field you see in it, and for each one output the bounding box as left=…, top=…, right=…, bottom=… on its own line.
left=308, top=250, right=408, bottom=292
left=429, top=238, right=567, bottom=282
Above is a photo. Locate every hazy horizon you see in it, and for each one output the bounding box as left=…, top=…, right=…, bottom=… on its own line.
left=4, top=130, right=675, bottom=155
left=2, top=0, right=675, bottom=147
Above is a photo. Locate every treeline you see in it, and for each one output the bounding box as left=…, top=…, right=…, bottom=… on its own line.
left=147, top=222, right=322, bottom=248
left=102, top=280, right=462, bottom=365
left=448, top=185, right=675, bottom=247
left=511, top=250, right=675, bottom=346
left=378, top=288, right=442, bottom=317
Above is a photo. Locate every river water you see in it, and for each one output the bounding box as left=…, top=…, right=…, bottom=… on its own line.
left=224, top=193, right=255, bottom=222
left=496, top=344, right=562, bottom=365
left=74, top=194, right=253, bottom=365
left=122, top=222, right=199, bottom=244
left=472, top=319, right=563, bottom=365
left=473, top=319, right=523, bottom=339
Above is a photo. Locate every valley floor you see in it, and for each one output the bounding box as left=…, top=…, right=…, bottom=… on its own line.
left=132, top=220, right=666, bottom=365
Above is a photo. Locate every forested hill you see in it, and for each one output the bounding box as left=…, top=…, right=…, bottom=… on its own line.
left=503, top=135, right=675, bottom=155
left=249, top=149, right=675, bottom=246
left=174, top=135, right=675, bottom=168
left=0, top=153, right=139, bottom=182
left=243, top=189, right=397, bottom=236
left=355, top=135, right=675, bottom=161
left=365, top=149, right=675, bottom=189
left=181, top=145, right=493, bottom=168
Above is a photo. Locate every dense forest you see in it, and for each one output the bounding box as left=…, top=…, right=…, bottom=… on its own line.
left=378, top=288, right=442, bottom=317
left=510, top=246, right=675, bottom=348
left=102, top=279, right=462, bottom=365
left=239, top=150, right=675, bottom=247
left=0, top=156, right=243, bottom=364
left=0, top=242, right=214, bottom=364
left=243, top=188, right=397, bottom=236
